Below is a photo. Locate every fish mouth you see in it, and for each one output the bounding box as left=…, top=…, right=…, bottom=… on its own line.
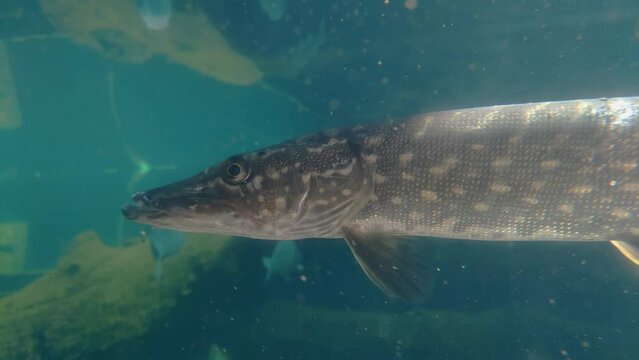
left=121, top=203, right=164, bottom=221
left=121, top=191, right=238, bottom=222
left=121, top=192, right=166, bottom=221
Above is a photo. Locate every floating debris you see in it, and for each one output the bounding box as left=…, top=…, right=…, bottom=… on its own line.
left=208, top=344, right=231, bottom=360
left=136, top=0, right=172, bottom=30
left=258, top=0, right=287, bottom=22
left=143, top=229, right=185, bottom=282
left=262, top=241, right=303, bottom=283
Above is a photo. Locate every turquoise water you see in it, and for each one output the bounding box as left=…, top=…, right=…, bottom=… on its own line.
left=1, top=1, right=639, bottom=359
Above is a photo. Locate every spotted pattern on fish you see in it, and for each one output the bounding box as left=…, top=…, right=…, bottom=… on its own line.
left=123, top=98, right=639, bottom=300
left=345, top=98, right=639, bottom=243
left=123, top=97, right=639, bottom=244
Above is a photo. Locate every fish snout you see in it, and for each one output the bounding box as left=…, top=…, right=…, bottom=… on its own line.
left=121, top=204, right=139, bottom=220
left=121, top=191, right=158, bottom=220
left=132, top=191, right=153, bottom=207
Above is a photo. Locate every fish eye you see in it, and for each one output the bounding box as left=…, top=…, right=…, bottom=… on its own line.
left=224, top=161, right=250, bottom=184
left=227, top=163, right=241, bottom=176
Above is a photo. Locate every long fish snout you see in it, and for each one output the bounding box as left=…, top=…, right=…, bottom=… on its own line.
left=121, top=203, right=139, bottom=220
left=132, top=191, right=153, bottom=207
left=122, top=192, right=150, bottom=220
left=120, top=169, right=243, bottom=230
left=121, top=191, right=164, bottom=221
left=122, top=172, right=203, bottom=219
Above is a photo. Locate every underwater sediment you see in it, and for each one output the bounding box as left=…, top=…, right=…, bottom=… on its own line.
left=0, top=231, right=637, bottom=359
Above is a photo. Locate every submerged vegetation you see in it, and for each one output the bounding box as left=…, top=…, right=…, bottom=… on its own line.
left=0, top=0, right=638, bottom=359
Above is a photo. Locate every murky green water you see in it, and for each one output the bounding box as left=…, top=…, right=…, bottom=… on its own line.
left=1, top=1, right=638, bottom=359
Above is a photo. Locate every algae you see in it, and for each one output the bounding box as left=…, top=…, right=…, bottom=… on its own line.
left=0, top=222, right=27, bottom=274
left=39, top=0, right=262, bottom=86
left=0, top=231, right=231, bottom=359
left=0, top=231, right=635, bottom=359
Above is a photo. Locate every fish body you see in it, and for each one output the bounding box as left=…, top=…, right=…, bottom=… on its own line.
left=123, top=97, right=639, bottom=300
left=262, top=241, right=303, bottom=282
left=351, top=98, right=639, bottom=243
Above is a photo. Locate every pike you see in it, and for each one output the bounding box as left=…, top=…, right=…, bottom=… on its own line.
left=122, top=97, right=639, bottom=301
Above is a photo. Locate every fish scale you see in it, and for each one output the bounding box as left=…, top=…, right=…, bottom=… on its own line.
left=346, top=99, right=634, bottom=242
left=123, top=96, right=639, bottom=301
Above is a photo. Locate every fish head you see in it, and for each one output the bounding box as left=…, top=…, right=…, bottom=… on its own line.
left=122, top=131, right=372, bottom=239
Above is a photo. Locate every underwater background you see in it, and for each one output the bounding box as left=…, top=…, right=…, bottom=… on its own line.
left=1, top=0, right=639, bottom=359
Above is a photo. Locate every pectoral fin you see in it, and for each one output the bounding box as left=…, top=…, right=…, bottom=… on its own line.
left=610, top=240, right=639, bottom=266
left=341, top=225, right=433, bottom=302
